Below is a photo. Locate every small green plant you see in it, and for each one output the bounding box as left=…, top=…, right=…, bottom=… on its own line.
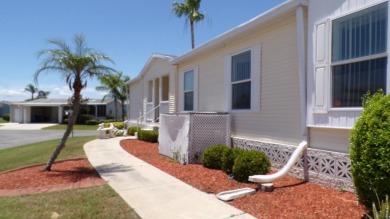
left=350, top=90, right=390, bottom=209
left=221, top=147, right=245, bottom=174
left=137, top=130, right=158, bottom=143
left=202, top=144, right=230, bottom=170
left=232, top=150, right=271, bottom=183
left=2, top=113, right=10, bottom=122
left=367, top=195, right=389, bottom=219
left=127, top=126, right=138, bottom=136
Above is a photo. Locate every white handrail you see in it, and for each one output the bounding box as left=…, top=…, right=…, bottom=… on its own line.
left=136, top=104, right=160, bottom=130
left=248, top=141, right=308, bottom=183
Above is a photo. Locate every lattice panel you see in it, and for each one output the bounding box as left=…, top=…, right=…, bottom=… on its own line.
left=188, top=113, right=231, bottom=163
left=232, top=137, right=354, bottom=192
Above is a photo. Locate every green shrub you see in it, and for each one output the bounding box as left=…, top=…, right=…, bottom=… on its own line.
left=86, top=120, right=99, bottom=125
left=202, top=144, right=231, bottom=170
left=221, top=148, right=245, bottom=174
left=104, top=122, right=124, bottom=129
left=350, top=90, right=390, bottom=209
left=76, top=114, right=94, bottom=125
left=138, top=130, right=158, bottom=143
left=232, top=150, right=271, bottom=183
left=2, top=113, right=10, bottom=122
left=127, top=126, right=138, bottom=136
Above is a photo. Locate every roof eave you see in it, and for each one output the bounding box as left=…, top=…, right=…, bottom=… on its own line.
left=126, top=53, right=177, bottom=85
left=170, top=0, right=308, bottom=65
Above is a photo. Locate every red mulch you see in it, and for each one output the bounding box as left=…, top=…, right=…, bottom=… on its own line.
left=120, top=139, right=367, bottom=219
left=0, top=159, right=102, bottom=190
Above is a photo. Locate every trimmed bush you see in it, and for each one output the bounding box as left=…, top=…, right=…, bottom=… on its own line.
left=2, top=113, right=10, bottom=122
left=114, top=129, right=126, bottom=136
left=104, top=122, right=124, bottom=129
left=232, top=150, right=271, bottom=183
left=202, top=144, right=231, bottom=170
left=127, top=126, right=138, bottom=136
left=76, top=114, right=94, bottom=125
left=221, top=148, right=245, bottom=174
left=138, top=130, right=158, bottom=143
left=86, top=120, right=99, bottom=125
left=350, top=90, right=390, bottom=209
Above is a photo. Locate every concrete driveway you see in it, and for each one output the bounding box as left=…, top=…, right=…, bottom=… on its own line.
left=0, top=123, right=98, bottom=150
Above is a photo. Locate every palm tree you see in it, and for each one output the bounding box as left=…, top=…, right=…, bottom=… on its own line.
left=37, top=90, right=50, bottom=99
left=35, top=34, right=115, bottom=171
left=24, top=83, right=38, bottom=100
left=96, top=72, right=130, bottom=121
left=172, top=0, right=205, bottom=49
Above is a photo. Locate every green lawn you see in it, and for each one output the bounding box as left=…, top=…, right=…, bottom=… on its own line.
left=0, top=136, right=139, bottom=218
left=0, top=118, right=7, bottom=123
left=0, top=185, right=140, bottom=219
left=42, top=124, right=99, bottom=131
left=0, top=136, right=97, bottom=172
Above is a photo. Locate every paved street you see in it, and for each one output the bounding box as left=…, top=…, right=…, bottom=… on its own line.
left=0, top=129, right=98, bottom=150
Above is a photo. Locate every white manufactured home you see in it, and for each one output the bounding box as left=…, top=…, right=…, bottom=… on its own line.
left=127, top=0, right=389, bottom=191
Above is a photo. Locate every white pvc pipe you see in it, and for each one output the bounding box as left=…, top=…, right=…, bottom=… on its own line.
left=248, top=141, right=308, bottom=183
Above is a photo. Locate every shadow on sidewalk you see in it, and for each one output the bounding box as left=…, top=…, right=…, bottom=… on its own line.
left=95, top=163, right=133, bottom=175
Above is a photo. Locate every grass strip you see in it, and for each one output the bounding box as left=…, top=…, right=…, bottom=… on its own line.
left=0, top=185, right=140, bottom=219
left=0, top=136, right=97, bottom=172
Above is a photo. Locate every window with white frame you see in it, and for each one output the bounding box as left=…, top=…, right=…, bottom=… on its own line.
left=231, top=50, right=251, bottom=110
left=331, top=2, right=388, bottom=108
left=183, top=70, right=194, bottom=111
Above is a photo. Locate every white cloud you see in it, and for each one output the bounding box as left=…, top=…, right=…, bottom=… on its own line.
left=0, top=89, right=29, bottom=101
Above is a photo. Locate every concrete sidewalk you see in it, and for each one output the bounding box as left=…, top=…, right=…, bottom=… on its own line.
left=84, top=137, right=256, bottom=219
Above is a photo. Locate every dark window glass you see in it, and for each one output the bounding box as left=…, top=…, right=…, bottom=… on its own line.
left=332, top=57, right=387, bottom=107
left=184, top=91, right=194, bottom=111
left=232, top=51, right=251, bottom=82
left=232, top=81, right=251, bottom=110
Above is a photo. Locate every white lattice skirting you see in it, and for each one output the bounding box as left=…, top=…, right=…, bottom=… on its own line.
left=232, top=137, right=354, bottom=192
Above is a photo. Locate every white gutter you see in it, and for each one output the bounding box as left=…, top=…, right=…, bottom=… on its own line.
left=171, top=0, right=308, bottom=65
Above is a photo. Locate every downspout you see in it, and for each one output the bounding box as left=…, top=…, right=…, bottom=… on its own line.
left=296, top=4, right=309, bottom=181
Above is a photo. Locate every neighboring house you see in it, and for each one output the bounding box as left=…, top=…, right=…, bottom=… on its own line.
left=127, top=0, right=389, bottom=191
left=0, top=102, right=10, bottom=117
left=8, top=98, right=123, bottom=124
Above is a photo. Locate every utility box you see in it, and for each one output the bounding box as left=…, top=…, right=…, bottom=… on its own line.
left=159, top=112, right=231, bottom=164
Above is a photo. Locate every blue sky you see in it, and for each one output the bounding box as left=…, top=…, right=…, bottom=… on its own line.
left=0, top=0, right=285, bottom=101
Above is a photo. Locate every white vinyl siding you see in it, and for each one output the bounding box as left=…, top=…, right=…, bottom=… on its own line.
left=308, top=0, right=389, bottom=129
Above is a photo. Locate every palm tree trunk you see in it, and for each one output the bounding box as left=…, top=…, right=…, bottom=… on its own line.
left=114, top=97, right=118, bottom=121
left=44, top=92, right=81, bottom=171
left=191, top=20, right=195, bottom=49
left=121, top=100, right=125, bottom=121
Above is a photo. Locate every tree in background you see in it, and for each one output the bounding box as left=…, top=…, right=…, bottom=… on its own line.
left=37, top=90, right=50, bottom=99
left=172, top=0, right=205, bottom=49
left=35, top=34, right=116, bottom=171
left=96, top=72, right=130, bottom=121
left=24, top=83, right=38, bottom=100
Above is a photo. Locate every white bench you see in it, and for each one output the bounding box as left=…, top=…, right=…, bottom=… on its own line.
left=97, top=123, right=115, bottom=138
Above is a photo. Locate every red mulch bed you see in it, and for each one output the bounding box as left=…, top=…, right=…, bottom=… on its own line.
left=120, top=139, right=367, bottom=219
left=0, top=159, right=102, bottom=190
